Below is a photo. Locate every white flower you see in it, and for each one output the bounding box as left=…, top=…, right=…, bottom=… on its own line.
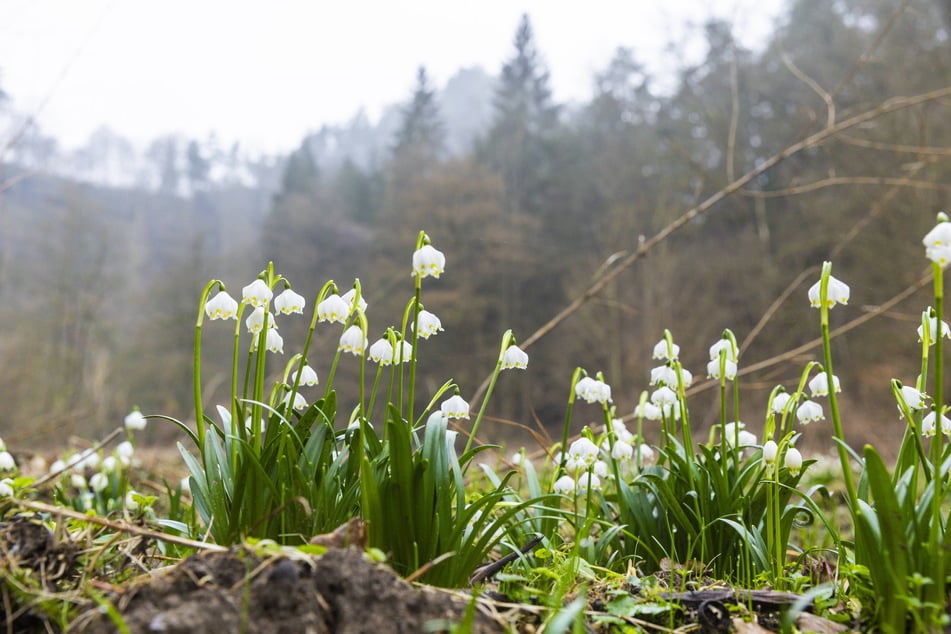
left=49, top=459, right=67, bottom=474
left=341, top=288, right=368, bottom=313
left=574, top=377, right=612, bottom=404
left=0, top=437, right=5, bottom=452
left=180, top=477, right=191, bottom=494
left=204, top=291, right=239, bottom=320
left=317, top=294, right=350, bottom=324
left=723, top=422, right=756, bottom=447
left=771, top=392, right=793, bottom=414
left=338, top=326, right=367, bottom=356
left=242, top=279, right=272, bottom=308
left=414, top=310, right=443, bottom=339
left=635, top=401, right=662, bottom=421
left=650, top=386, right=677, bottom=407
left=394, top=340, right=413, bottom=364
left=263, top=328, right=284, bottom=353
left=553, top=475, right=575, bottom=495
left=577, top=472, right=601, bottom=491
left=283, top=391, right=307, bottom=411
left=924, top=222, right=951, bottom=266
left=709, top=339, right=738, bottom=363
left=650, top=365, right=677, bottom=387
left=808, top=275, right=850, bottom=308
left=899, top=385, right=927, bottom=410
left=0, top=451, right=15, bottom=471
left=245, top=307, right=276, bottom=335
left=440, top=394, right=470, bottom=420
left=368, top=338, right=395, bottom=365
left=274, top=288, right=306, bottom=315
left=100, top=456, right=118, bottom=472
left=296, top=365, right=319, bottom=386
left=70, top=473, right=87, bottom=489
left=0, top=478, right=13, bottom=497
left=637, top=444, right=656, bottom=464
left=796, top=400, right=825, bottom=425
left=412, top=244, right=446, bottom=279
left=707, top=358, right=738, bottom=381
left=927, top=244, right=951, bottom=267
left=501, top=345, right=529, bottom=370
left=652, top=339, right=679, bottom=361
left=784, top=447, right=803, bottom=476
left=603, top=419, right=633, bottom=446
left=593, top=460, right=609, bottom=478
left=808, top=373, right=841, bottom=397
left=77, top=451, right=100, bottom=470
left=922, top=410, right=951, bottom=437
left=611, top=440, right=634, bottom=461
left=918, top=317, right=951, bottom=343
left=565, top=438, right=599, bottom=472
left=124, top=409, right=147, bottom=431
left=89, top=472, right=109, bottom=492
left=124, top=490, right=141, bottom=511
left=116, top=441, right=135, bottom=465
left=762, top=440, right=778, bottom=463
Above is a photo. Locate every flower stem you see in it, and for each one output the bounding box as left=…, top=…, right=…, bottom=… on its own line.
left=465, top=330, right=514, bottom=455
left=194, top=280, right=224, bottom=455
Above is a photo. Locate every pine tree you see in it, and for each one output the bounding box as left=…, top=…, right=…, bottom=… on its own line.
left=393, top=66, right=444, bottom=169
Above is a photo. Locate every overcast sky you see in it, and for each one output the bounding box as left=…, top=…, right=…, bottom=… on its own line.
left=0, top=0, right=786, bottom=154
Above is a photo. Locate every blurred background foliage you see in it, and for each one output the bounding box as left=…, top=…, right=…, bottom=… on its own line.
left=1, top=0, right=950, bottom=455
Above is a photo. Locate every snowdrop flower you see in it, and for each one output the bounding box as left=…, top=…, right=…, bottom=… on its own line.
left=296, top=365, right=319, bottom=386
left=709, top=339, right=738, bottom=363
left=707, top=358, right=738, bottom=381
left=808, top=275, right=850, bottom=309
left=918, top=316, right=951, bottom=343
left=395, top=340, right=413, bottom=364
left=723, top=422, right=756, bottom=447
left=414, top=310, right=443, bottom=339
left=922, top=410, right=951, bottom=437
left=440, top=394, right=470, bottom=420
left=577, top=472, right=601, bottom=491
left=180, top=477, right=191, bottom=494
left=650, top=365, right=677, bottom=387
left=899, top=385, right=927, bottom=410
left=808, top=373, right=841, bottom=397
left=635, top=401, right=662, bottom=421
left=771, top=392, right=793, bottom=414
left=283, top=391, right=307, bottom=411
left=0, top=451, right=15, bottom=471
left=89, top=472, right=109, bottom=493
left=70, top=473, right=87, bottom=489
left=784, top=447, right=803, bottom=476
left=762, top=440, right=779, bottom=463
left=574, top=377, right=612, bottom=404
left=116, top=441, right=135, bottom=465
left=368, top=338, right=394, bottom=365
left=0, top=479, right=13, bottom=497
left=274, top=288, right=306, bottom=315
left=501, top=345, right=529, bottom=370
left=565, top=438, right=599, bottom=472
left=553, top=475, right=575, bottom=495
left=124, top=409, right=147, bottom=431
left=245, top=307, right=276, bottom=335
left=924, top=221, right=951, bottom=266
left=204, top=291, right=238, bottom=320
left=341, top=288, right=367, bottom=313
left=264, top=328, right=284, bottom=354
left=796, top=399, right=825, bottom=425
left=412, top=244, right=446, bottom=279
left=242, top=279, right=272, bottom=308
left=338, top=326, right=368, bottom=356
left=317, top=294, right=350, bottom=324
left=611, top=440, right=634, bottom=461
left=652, top=339, right=679, bottom=361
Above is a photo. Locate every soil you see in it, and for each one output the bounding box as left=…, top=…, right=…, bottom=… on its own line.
left=71, top=547, right=502, bottom=634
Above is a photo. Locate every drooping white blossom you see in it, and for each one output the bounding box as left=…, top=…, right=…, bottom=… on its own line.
left=808, top=373, right=841, bottom=397
left=204, top=291, right=239, bottom=320
left=414, top=310, right=443, bottom=339
left=242, top=279, right=273, bottom=308
left=762, top=440, right=778, bottom=463
left=771, top=392, right=793, bottom=414
left=564, top=437, right=599, bottom=472
left=808, top=275, right=850, bottom=309
left=316, top=294, right=350, bottom=324
left=341, top=288, right=368, bottom=313
left=338, top=326, right=368, bottom=356
left=922, top=410, right=951, bottom=437
left=784, top=447, right=803, bottom=476
left=796, top=400, right=825, bottom=425
left=709, top=339, right=738, bottom=363
left=899, top=385, right=927, bottom=410
left=274, top=288, right=306, bottom=315
left=246, top=307, right=276, bottom=335
left=501, top=345, right=529, bottom=370
left=918, top=316, right=951, bottom=344
left=440, top=394, right=470, bottom=420
left=652, top=339, right=679, bottom=361
left=124, top=409, right=147, bottom=431
left=296, top=365, right=319, bottom=386
left=412, top=244, right=446, bottom=279
left=574, top=377, right=612, bottom=404
left=707, top=358, right=738, bottom=381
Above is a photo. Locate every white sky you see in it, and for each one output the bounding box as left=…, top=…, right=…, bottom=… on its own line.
left=0, top=0, right=786, bottom=154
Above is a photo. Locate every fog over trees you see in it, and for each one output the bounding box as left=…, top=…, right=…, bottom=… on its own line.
left=2, top=0, right=950, bottom=453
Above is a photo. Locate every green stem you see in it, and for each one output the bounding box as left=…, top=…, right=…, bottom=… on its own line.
left=559, top=368, right=584, bottom=477
left=929, top=264, right=945, bottom=612
left=465, top=330, right=514, bottom=455
left=194, top=280, right=224, bottom=455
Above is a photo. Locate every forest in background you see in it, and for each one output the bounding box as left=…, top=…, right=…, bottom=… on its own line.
left=1, top=0, right=950, bottom=455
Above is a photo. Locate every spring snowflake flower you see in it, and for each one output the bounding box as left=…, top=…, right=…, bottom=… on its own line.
left=918, top=316, right=951, bottom=343
left=246, top=307, right=276, bottom=335
left=553, top=475, right=575, bottom=495
left=440, top=394, right=470, bottom=420
left=771, top=392, right=793, bottom=414
left=0, top=479, right=13, bottom=497
left=501, top=344, right=529, bottom=370
left=924, top=221, right=951, bottom=266
left=77, top=451, right=99, bottom=470
left=899, top=385, right=927, bottom=410
left=808, top=373, right=841, bottom=397
left=316, top=294, right=350, bottom=324
left=796, top=399, right=825, bottom=425
left=922, top=410, right=951, bottom=437
left=707, top=358, right=738, bottom=381
left=274, top=288, right=306, bottom=315
left=577, top=472, right=601, bottom=491
left=368, top=338, right=394, bottom=365
left=650, top=386, right=677, bottom=406
left=341, top=288, right=368, bottom=313
left=650, top=365, right=677, bottom=387
left=709, top=339, right=738, bottom=363
left=204, top=291, right=238, bottom=320
left=611, top=440, right=634, bottom=461
left=124, top=490, right=141, bottom=511
left=394, top=340, right=413, bottom=364
left=70, top=473, right=87, bottom=489
left=808, top=275, right=850, bottom=309
left=101, top=456, right=118, bottom=472
left=0, top=451, right=15, bottom=471
left=635, top=401, right=663, bottom=421
left=283, top=391, right=307, bottom=411
left=124, top=409, right=147, bottom=431
left=638, top=444, right=656, bottom=465
left=652, top=339, right=679, bottom=361
left=257, top=328, right=283, bottom=354
left=723, top=422, right=756, bottom=447
left=242, top=279, right=273, bottom=308
left=414, top=310, right=444, bottom=339
left=412, top=244, right=446, bottom=279
left=296, top=365, right=319, bottom=386
left=338, top=326, right=368, bottom=356
left=602, top=419, right=634, bottom=446
left=89, top=472, right=109, bottom=493
left=574, top=377, right=612, bottom=404
left=762, top=440, right=778, bottom=463
left=116, top=441, right=135, bottom=465
left=784, top=447, right=803, bottom=476
left=565, top=437, right=599, bottom=472
left=49, top=459, right=67, bottom=474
